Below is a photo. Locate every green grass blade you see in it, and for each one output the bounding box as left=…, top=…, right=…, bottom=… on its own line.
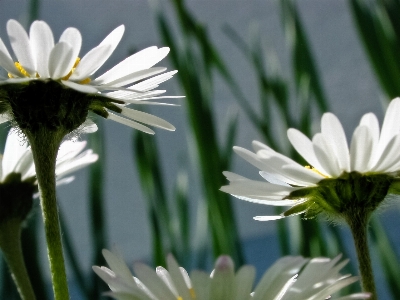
left=349, top=0, right=400, bottom=97
left=88, top=119, right=109, bottom=298
left=369, top=216, right=400, bottom=296
left=58, top=208, right=89, bottom=297
left=152, top=1, right=244, bottom=264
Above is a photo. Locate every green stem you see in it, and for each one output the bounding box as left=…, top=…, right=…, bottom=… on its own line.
left=345, top=212, right=377, bottom=300
left=26, top=128, right=69, bottom=300
left=0, top=218, right=36, bottom=300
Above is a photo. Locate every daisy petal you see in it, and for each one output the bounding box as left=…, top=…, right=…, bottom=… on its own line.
left=30, top=20, right=54, bottom=78
left=48, top=42, right=75, bottom=79
left=69, top=44, right=113, bottom=80
left=96, top=67, right=167, bottom=88
left=119, top=106, right=175, bottom=131
left=106, top=112, right=155, bottom=134
left=378, top=97, right=400, bottom=154
left=2, top=130, right=28, bottom=180
left=7, top=19, right=35, bottom=75
left=0, top=38, right=22, bottom=76
left=254, top=215, right=285, bottom=221
left=61, top=80, right=98, bottom=94
left=59, top=27, right=82, bottom=61
left=312, top=133, right=342, bottom=177
left=371, top=134, right=400, bottom=172
left=95, top=46, right=170, bottom=84
left=350, top=126, right=373, bottom=172
left=287, top=128, right=327, bottom=174
left=321, top=113, right=350, bottom=172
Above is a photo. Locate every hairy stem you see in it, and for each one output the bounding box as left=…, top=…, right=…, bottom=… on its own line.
left=26, top=128, right=69, bottom=300
left=345, top=211, right=376, bottom=300
left=0, top=218, right=36, bottom=300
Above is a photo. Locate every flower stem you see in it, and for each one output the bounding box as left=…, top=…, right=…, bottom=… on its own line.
left=345, top=211, right=377, bottom=300
left=0, top=218, right=36, bottom=300
left=26, top=128, right=69, bottom=300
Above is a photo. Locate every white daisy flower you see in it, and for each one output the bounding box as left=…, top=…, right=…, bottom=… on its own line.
left=221, top=98, right=400, bottom=221
left=0, top=129, right=97, bottom=222
left=0, top=19, right=180, bottom=135
left=93, top=250, right=369, bottom=300
left=1, top=129, right=98, bottom=185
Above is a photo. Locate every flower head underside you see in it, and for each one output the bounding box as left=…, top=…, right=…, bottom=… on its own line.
left=221, top=98, right=400, bottom=221
left=0, top=19, right=180, bottom=135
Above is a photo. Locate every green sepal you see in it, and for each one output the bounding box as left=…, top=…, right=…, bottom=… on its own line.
left=283, top=201, right=310, bottom=217
left=283, top=187, right=315, bottom=200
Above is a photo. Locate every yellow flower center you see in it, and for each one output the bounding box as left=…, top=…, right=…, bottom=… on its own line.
left=305, top=166, right=329, bottom=178
left=8, top=62, right=30, bottom=78
left=8, top=59, right=91, bottom=84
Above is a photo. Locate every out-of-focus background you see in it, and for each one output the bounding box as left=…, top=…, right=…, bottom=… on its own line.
left=0, top=0, right=399, bottom=299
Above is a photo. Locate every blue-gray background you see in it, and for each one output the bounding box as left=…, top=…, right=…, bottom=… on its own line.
left=0, top=0, right=397, bottom=296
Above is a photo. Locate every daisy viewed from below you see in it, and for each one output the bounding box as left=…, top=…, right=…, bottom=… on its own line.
left=93, top=249, right=369, bottom=300
left=0, top=19, right=180, bottom=135
left=220, top=98, right=400, bottom=299
left=221, top=98, right=400, bottom=221
left=0, top=19, right=180, bottom=299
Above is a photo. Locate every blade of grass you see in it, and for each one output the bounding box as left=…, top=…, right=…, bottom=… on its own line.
left=88, top=118, right=109, bottom=299
left=152, top=0, right=244, bottom=264
left=369, top=216, right=400, bottom=296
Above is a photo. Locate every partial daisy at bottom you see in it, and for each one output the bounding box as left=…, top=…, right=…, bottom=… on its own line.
left=221, top=98, right=400, bottom=222
left=0, top=129, right=98, bottom=186
left=0, top=129, right=97, bottom=222
left=93, top=249, right=370, bottom=300
left=0, top=19, right=181, bottom=135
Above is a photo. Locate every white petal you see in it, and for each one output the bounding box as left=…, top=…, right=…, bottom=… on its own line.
left=259, top=171, right=291, bottom=186
left=377, top=97, right=400, bottom=155
left=59, top=27, right=82, bottom=61
left=0, top=114, right=10, bottom=124
left=233, top=266, right=256, bottom=300
left=70, top=25, right=124, bottom=80
left=254, top=215, right=285, bottom=221
left=312, top=133, right=342, bottom=177
left=61, top=80, right=98, bottom=94
left=30, top=20, right=54, bottom=78
left=129, top=70, right=178, bottom=91
left=77, top=119, right=98, bottom=133
left=57, top=140, right=87, bottom=162
left=359, top=113, right=379, bottom=145
left=287, top=128, right=328, bottom=175
left=69, top=45, right=112, bottom=80
left=106, top=112, right=155, bottom=134
left=56, top=151, right=98, bottom=178
left=2, top=130, right=28, bottom=180
left=48, top=42, right=75, bottom=79
left=119, top=106, right=175, bottom=131
left=7, top=19, right=35, bottom=75
left=233, top=146, right=302, bottom=186
left=321, top=113, right=350, bottom=172
left=371, top=134, right=400, bottom=172
left=133, top=263, right=176, bottom=300
left=281, top=164, right=323, bottom=184
left=0, top=38, right=22, bottom=76
left=166, top=255, right=192, bottom=299
left=95, top=46, right=169, bottom=84
left=96, top=67, right=166, bottom=88
left=14, top=150, right=34, bottom=180
left=252, top=256, right=307, bottom=300
left=349, top=126, right=373, bottom=172
left=220, top=179, right=294, bottom=198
